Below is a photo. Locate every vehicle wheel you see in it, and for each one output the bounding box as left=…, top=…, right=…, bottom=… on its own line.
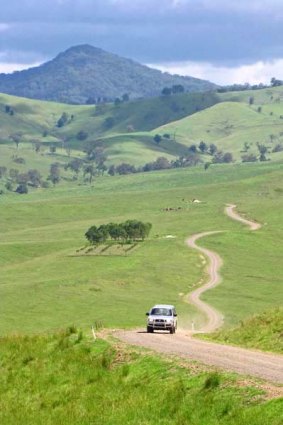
left=170, top=327, right=175, bottom=334
left=147, top=326, right=153, bottom=333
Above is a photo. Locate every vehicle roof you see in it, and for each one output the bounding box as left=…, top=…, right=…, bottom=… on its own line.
left=151, top=304, right=175, bottom=309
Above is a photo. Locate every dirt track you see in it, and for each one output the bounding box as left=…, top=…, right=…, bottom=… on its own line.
left=116, top=205, right=283, bottom=384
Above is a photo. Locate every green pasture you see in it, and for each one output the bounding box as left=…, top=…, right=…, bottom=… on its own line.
left=1, top=330, right=281, bottom=425
left=0, top=161, right=282, bottom=335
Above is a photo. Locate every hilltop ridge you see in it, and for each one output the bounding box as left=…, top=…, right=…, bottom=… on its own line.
left=0, top=44, right=216, bottom=104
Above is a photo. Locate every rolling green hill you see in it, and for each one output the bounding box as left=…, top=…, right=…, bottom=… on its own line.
left=1, top=86, right=283, bottom=170
left=0, top=45, right=216, bottom=104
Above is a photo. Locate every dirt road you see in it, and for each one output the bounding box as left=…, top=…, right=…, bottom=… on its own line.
left=186, top=231, right=224, bottom=333
left=115, top=205, right=283, bottom=383
left=115, top=329, right=283, bottom=384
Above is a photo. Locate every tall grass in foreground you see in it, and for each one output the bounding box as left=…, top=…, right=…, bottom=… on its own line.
left=204, top=307, right=283, bottom=353
left=0, top=329, right=282, bottom=425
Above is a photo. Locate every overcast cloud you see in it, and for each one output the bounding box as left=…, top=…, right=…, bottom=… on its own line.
left=0, top=0, right=282, bottom=84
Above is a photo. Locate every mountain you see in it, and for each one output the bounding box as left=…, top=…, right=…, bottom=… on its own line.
left=0, top=45, right=217, bottom=104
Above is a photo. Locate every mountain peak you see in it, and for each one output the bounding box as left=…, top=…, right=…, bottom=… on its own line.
left=0, top=45, right=217, bottom=104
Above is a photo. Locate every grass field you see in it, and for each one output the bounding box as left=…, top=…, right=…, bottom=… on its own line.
left=0, top=161, right=282, bottom=336
left=205, top=307, right=283, bottom=354
left=0, top=329, right=282, bottom=425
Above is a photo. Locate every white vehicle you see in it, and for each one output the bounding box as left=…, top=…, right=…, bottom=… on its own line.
left=146, top=304, right=177, bottom=334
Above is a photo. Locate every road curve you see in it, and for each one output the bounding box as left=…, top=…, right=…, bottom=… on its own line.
left=114, top=205, right=283, bottom=384
left=186, top=231, right=224, bottom=333
left=225, top=203, right=261, bottom=231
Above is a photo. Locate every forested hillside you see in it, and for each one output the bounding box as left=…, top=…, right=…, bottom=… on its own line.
left=0, top=45, right=217, bottom=104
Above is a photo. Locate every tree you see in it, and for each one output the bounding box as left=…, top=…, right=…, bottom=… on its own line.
left=103, top=117, right=115, bottom=129
left=153, top=134, right=162, bottom=145
left=208, top=144, right=217, bottom=155
left=108, top=165, right=116, bottom=176
left=27, top=169, right=42, bottom=187
left=67, top=158, right=83, bottom=179
left=85, top=225, right=108, bottom=245
left=15, top=183, right=28, bottom=194
left=249, top=96, right=254, bottom=105
left=76, top=130, right=88, bottom=141
left=49, top=145, right=57, bottom=154
left=49, top=163, right=61, bottom=186
left=0, top=166, right=7, bottom=178
left=115, top=163, right=136, bottom=175
left=204, top=162, right=211, bottom=170
left=172, top=84, right=185, bottom=94
left=57, top=112, right=69, bottom=127
left=199, top=141, right=207, bottom=153
left=188, top=144, right=197, bottom=154
left=83, top=164, right=96, bottom=184
left=257, top=143, right=268, bottom=161
left=153, top=157, right=171, bottom=170
left=9, top=132, right=22, bottom=149
left=161, top=87, right=172, bottom=96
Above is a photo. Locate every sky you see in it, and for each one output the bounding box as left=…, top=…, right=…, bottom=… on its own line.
left=0, top=0, right=283, bottom=85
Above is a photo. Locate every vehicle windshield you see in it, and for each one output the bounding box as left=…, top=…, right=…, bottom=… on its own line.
left=151, top=308, right=172, bottom=316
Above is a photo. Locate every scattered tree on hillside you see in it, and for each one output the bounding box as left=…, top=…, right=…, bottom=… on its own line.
left=49, top=163, right=61, bottom=186
left=57, top=112, right=69, bottom=128
left=212, top=151, right=233, bottom=164
left=108, top=164, right=116, bottom=176
left=199, top=141, right=208, bottom=153
left=27, top=169, right=42, bottom=187
left=272, top=144, right=283, bottom=153
left=65, top=158, right=83, bottom=179
left=76, top=130, right=88, bottom=141
left=249, top=96, right=254, bottom=105
left=9, top=132, right=22, bottom=149
left=103, top=116, right=115, bottom=129
left=208, top=144, right=217, bottom=155
left=204, top=162, right=211, bottom=170
left=0, top=166, right=7, bottom=178
left=122, top=93, right=130, bottom=102
left=83, top=164, right=96, bottom=184
left=188, top=144, right=197, bottom=154
left=15, top=183, right=28, bottom=194
left=241, top=153, right=257, bottom=162
left=153, top=134, right=162, bottom=145
left=115, top=163, right=136, bottom=175
left=257, top=143, right=268, bottom=161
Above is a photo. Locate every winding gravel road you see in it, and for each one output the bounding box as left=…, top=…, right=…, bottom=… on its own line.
left=115, top=205, right=283, bottom=384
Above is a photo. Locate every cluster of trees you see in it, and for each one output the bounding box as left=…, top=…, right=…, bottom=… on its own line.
left=57, top=112, right=74, bottom=128
left=241, top=139, right=283, bottom=163
left=85, top=220, right=152, bottom=245
left=217, top=77, right=283, bottom=94
left=0, top=165, right=46, bottom=194
left=161, top=85, right=185, bottom=96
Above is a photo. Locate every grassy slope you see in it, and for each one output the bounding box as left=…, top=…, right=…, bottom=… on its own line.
left=155, top=100, right=283, bottom=161
left=0, top=329, right=282, bottom=425
left=2, top=87, right=283, bottom=166
left=204, top=308, right=283, bottom=354
left=0, top=162, right=282, bottom=336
